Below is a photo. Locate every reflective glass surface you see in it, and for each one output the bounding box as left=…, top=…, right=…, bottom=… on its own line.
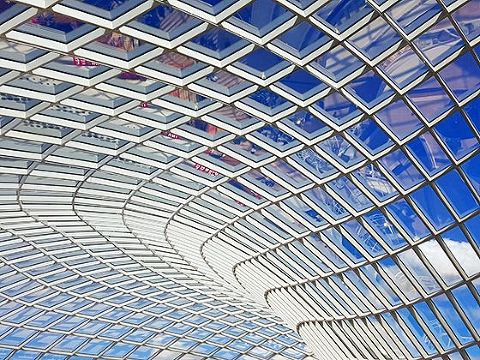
left=0, top=0, right=479, bottom=359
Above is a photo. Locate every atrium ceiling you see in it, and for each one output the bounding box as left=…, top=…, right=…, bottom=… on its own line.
left=0, top=0, right=479, bottom=359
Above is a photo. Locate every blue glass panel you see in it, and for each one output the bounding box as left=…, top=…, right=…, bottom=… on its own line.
left=451, top=285, right=480, bottom=337
left=361, top=265, right=401, bottom=305
left=0, top=0, right=16, bottom=12
left=379, top=45, right=428, bottom=89
left=347, top=70, right=393, bottom=108
left=342, top=219, right=385, bottom=257
left=380, top=149, right=424, bottom=190
left=137, top=5, right=201, bottom=34
left=255, top=125, right=297, bottom=148
left=232, top=0, right=294, bottom=36
left=434, top=112, right=479, bottom=160
left=104, top=343, right=136, bottom=357
left=464, top=96, right=480, bottom=133
left=347, top=118, right=393, bottom=155
left=248, top=89, right=288, bottom=109
left=284, top=111, right=330, bottom=138
left=397, top=307, right=436, bottom=355
left=306, top=234, right=348, bottom=269
left=436, top=170, right=479, bottom=218
left=314, top=0, right=374, bottom=34
left=407, top=76, right=454, bottom=123
left=40, top=354, right=66, bottom=360
left=433, top=294, right=473, bottom=345
left=349, top=18, right=401, bottom=59
left=29, top=12, right=87, bottom=33
left=439, top=52, right=480, bottom=102
left=190, top=28, right=247, bottom=57
left=27, top=333, right=62, bottom=350
left=79, top=339, right=112, bottom=355
left=129, top=346, right=158, bottom=359
left=0, top=329, right=36, bottom=346
left=313, top=91, right=360, bottom=126
left=465, top=345, right=480, bottom=360
left=53, top=336, right=86, bottom=352
left=414, top=302, right=455, bottom=351
left=276, top=21, right=328, bottom=56
left=236, top=48, right=288, bottom=75
left=11, top=350, right=41, bottom=359
left=388, top=0, right=441, bottom=35
left=305, top=187, right=349, bottom=220
left=279, top=69, right=327, bottom=97
left=411, top=185, right=454, bottom=230
left=283, top=196, right=327, bottom=227
left=387, top=199, right=431, bottom=240
left=414, top=18, right=464, bottom=66
left=451, top=0, right=480, bottom=41
left=311, top=45, right=364, bottom=82
left=79, top=0, right=129, bottom=11
left=406, top=132, right=450, bottom=177
left=328, top=176, right=373, bottom=212
left=281, top=0, right=316, bottom=10
left=353, top=164, right=398, bottom=202
left=462, top=153, right=480, bottom=196
left=319, top=135, right=365, bottom=167
left=363, top=210, right=407, bottom=250
left=375, top=99, right=423, bottom=140
left=200, top=0, right=225, bottom=5
left=322, top=227, right=365, bottom=263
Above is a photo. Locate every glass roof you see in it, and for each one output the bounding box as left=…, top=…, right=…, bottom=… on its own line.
left=0, top=0, right=479, bottom=359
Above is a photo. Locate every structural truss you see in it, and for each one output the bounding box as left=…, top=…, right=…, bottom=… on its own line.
left=0, top=0, right=479, bottom=359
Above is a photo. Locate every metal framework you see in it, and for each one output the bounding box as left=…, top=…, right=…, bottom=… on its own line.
left=0, top=0, right=479, bottom=359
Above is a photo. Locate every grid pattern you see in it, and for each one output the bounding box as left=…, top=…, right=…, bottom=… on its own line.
left=0, top=0, right=479, bottom=359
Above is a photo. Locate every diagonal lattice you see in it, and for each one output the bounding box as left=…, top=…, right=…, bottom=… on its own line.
left=0, top=0, right=479, bottom=359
